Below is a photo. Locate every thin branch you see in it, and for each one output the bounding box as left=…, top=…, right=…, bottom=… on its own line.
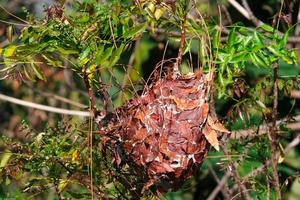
left=81, top=67, right=104, bottom=132
left=228, top=0, right=263, bottom=26
left=174, top=15, right=186, bottom=76
left=25, top=82, right=87, bottom=109
left=241, top=0, right=263, bottom=26
left=227, top=0, right=251, bottom=20
left=269, top=61, right=282, bottom=200
left=0, top=93, right=90, bottom=116
left=207, top=168, right=231, bottom=200
left=223, top=146, right=251, bottom=200
left=231, top=134, right=300, bottom=193
left=294, top=2, right=300, bottom=47
left=0, top=4, right=29, bottom=24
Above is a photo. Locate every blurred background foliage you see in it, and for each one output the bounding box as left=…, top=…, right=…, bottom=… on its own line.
left=0, top=0, right=300, bottom=199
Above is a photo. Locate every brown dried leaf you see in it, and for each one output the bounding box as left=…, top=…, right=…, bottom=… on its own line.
left=203, top=124, right=219, bottom=151
left=149, top=161, right=175, bottom=174
left=171, top=96, right=199, bottom=110
left=207, top=115, right=230, bottom=133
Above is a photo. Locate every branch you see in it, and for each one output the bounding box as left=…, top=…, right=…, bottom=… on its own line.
left=81, top=68, right=104, bottom=133
left=0, top=93, right=90, bottom=116
left=228, top=0, right=263, bottom=26
left=230, top=134, right=300, bottom=193
left=269, top=62, right=282, bottom=200
left=207, top=168, right=231, bottom=200
left=241, top=0, right=263, bottom=26
left=25, top=82, right=87, bottom=109
left=174, top=16, right=186, bottom=76
left=223, top=146, right=251, bottom=200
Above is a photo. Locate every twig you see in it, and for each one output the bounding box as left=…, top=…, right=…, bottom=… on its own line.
left=294, top=2, right=300, bottom=51
left=117, top=39, right=141, bottom=103
left=227, top=0, right=250, bottom=20
left=241, top=0, right=263, bottom=26
left=227, top=0, right=263, bottom=26
left=0, top=93, right=90, bottom=116
left=230, top=134, right=300, bottom=193
left=223, top=146, right=251, bottom=200
left=207, top=168, right=231, bottom=200
left=0, top=4, right=29, bottom=24
left=81, top=67, right=104, bottom=131
left=174, top=15, right=186, bottom=76
left=269, top=62, right=282, bottom=200
left=25, top=83, right=87, bottom=109
left=108, top=16, right=117, bottom=49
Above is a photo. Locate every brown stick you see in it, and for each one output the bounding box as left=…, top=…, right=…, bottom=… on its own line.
left=207, top=166, right=231, bottom=200
left=174, top=16, right=186, bottom=76
left=223, top=146, right=251, bottom=200
left=269, top=62, right=282, bottom=200
left=82, top=67, right=103, bottom=133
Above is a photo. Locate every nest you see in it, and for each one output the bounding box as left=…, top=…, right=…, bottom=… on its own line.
left=100, top=68, right=229, bottom=195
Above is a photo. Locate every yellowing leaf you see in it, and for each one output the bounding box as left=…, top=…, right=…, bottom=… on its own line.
left=278, top=143, right=285, bottom=163
left=154, top=7, right=166, bottom=20
left=58, top=179, right=69, bottom=193
left=3, top=45, right=17, bottom=57
left=72, top=150, right=79, bottom=162
left=147, top=2, right=155, bottom=13
left=0, top=151, right=12, bottom=173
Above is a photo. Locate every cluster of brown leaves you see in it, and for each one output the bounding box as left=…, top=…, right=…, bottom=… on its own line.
left=101, top=70, right=229, bottom=194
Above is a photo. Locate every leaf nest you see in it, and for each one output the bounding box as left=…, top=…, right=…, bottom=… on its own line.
left=100, top=70, right=229, bottom=194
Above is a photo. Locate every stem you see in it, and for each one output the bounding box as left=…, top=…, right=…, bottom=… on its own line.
left=223, top=146, right=251, bottom=200
left=82, top=67, right=103, bottom=133
left=269, top=62, right=282, bottom=200
left=0, top=93, right=90, bottom=116
left=174, top=16, right=186, bottom=76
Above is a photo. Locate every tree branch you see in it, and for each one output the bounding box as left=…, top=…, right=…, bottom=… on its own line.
left=0, top=93, right=90, bottom=116
left=269, top=62, right=282, bottom=200
left=228, top=0, right=263, bottom=26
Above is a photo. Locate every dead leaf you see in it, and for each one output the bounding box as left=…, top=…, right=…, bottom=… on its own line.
left=207, top=115, right=230, bottom=133
left=203, top=124, right=219, bottom=151
left=171, top=95, right=200, bottom=110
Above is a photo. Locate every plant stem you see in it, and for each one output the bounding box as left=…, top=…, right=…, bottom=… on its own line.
left=269, top=62, right=282, bottom=200
left=174, top=16, right=186, bottom=76
left=82, top=67, right=103, bottom=133
left=223, top=146, right=251, bottom=200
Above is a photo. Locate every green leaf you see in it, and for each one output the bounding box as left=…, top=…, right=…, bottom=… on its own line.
left=279, top=31, right=289, bottom=49
left=93, top=45, right=105, bottom=64
left=228, top=28, right=236, bottom=49
left=108, top=44, right=124, bottom=67
left=3, top=45, right=17, bottom=58
left=41, top=54, right=63, bottom=67
left=212, top=29, right=220, bottom=50
left=267, top=46, right=283, bottom=58
left=99, top=46, right=113, bottom=65
left=79, top=47, right=91, bottom=65
left=251, top=53, right=267, bottom=67
left=259, top=24, right=275, bottom=33
left=56, top=47, right=78, bottom=55
left=31, top=63, right=46, bottom=80
left=230, top=52, right=248, bottom=63
left=253, top=31, right=264, bottom=47
left=123, top=23, right=146, bottom=39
